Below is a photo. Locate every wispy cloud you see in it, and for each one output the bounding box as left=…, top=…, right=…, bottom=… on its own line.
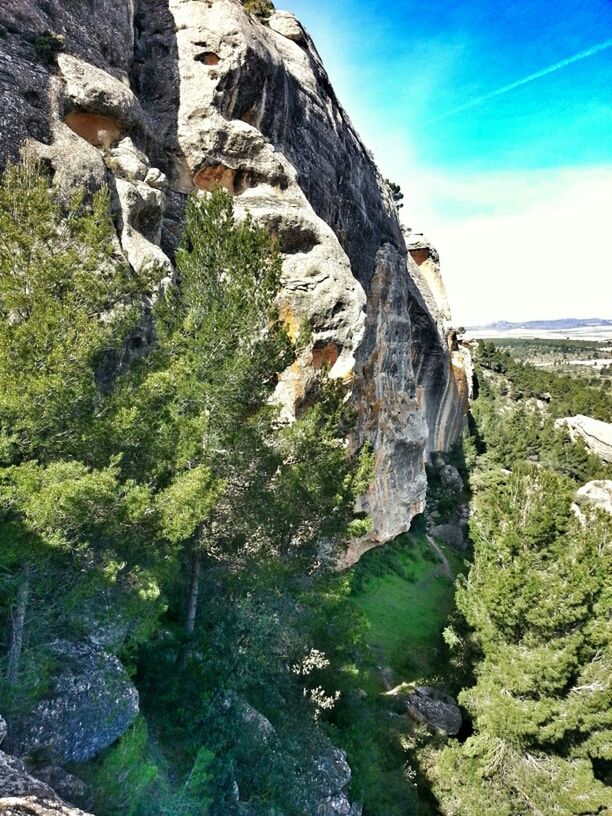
left=428, top=37, right=612, bottom=123
left=420, top=167, right=612, bottom=324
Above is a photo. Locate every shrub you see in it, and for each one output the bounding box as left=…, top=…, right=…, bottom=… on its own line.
left=241, top=0, right=275, bottom=22
left=33, top=31, right=64, bottom=63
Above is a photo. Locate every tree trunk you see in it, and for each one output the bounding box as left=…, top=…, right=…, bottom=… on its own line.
left=6, top=562, right=30, bottom=685
left=185, top=549, right=201, bottom=637
left=177, top=549, right=201, bottom=670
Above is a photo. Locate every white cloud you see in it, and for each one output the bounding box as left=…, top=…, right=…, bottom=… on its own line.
left=419, top=167, right=612, bottom=325
left=362, top=128, right=612, bottom=325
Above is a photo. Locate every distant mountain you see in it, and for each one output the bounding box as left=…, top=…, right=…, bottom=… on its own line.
left=468, top=318, right=612, bottom=331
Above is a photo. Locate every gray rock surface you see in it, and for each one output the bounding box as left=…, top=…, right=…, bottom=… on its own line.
left=574, top=480, right=612, bottom=515
left=23, top=769, right=86, bottom=808
left=555, top=415, right=612, bottom=463
left=405, top=686, right=462, bottom=735
left=0, top=0, right=467, bottom=553
left=222, top=694, right=360, bottom=815
left=0, top=749, right=93, bottom=815
left=439, top=464, right=464, bottom=493
left=430, top=523, right=466, bottom=551
left=8, top=641, right=138, bottom=765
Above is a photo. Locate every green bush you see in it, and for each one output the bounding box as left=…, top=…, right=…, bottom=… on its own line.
left=241, top=0, right=275, bottom=22
left=33, top=31, right=65, bottom=63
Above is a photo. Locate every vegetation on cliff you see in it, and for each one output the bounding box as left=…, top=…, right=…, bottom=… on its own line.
left=1, top=163, right=610, bottom=816
left=0, top=164, right=373, bottom=815
left=423, top=342, right=612, bottom=815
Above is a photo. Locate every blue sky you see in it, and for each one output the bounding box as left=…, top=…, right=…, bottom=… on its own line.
left=285, top=0, right=612, bottom=324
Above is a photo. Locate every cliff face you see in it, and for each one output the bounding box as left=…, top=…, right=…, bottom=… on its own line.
left=0, top=0, right=468, bottom=550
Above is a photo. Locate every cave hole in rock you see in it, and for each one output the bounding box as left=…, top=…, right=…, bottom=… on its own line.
left=311, top=341, right=340, bottom=370
left=275, top=225, right=319, bottom=255
left=193, top=164, right=254, bottom=195
left=409, top=247, right=431, bottom=266
left=195, top=51, right=220, bottom=65
left=135, top=203, right=161, bottom=242
left=64, top=110, right=124, bottom=149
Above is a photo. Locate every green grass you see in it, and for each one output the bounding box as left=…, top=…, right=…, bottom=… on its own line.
left=351, top=533, right=463, bottom=687
left=328, top=531, right=467, bottom=815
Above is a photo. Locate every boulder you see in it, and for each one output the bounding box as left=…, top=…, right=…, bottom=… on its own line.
left=439, top=464, right=464, bottom=493
left=555, top=415, right=612, bottom=463
left=268, top=11, right=305, bottom=42
left=8, top=640, right=138, bottom=765
left=25, top=767, right=87, bottom=806
left=0, top=749, right=93, bottom=815
left=405, top=686, right=462, bottom=735
left=431, top=523, right=466, bottom=550
left=310, top=747, right=361, bottom=816
left=221, top=695, right=360, bottom=815
left=574, top=480, right=612, bottom=516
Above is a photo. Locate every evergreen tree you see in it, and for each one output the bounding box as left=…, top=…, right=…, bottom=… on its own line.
left=0, top=162, right=159, bottom=700
left=427, top=466, right=612, bottom=815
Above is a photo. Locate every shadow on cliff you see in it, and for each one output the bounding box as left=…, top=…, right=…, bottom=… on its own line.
left=131, top=0, right=186, bottom=260
left=0, top=14, right=54, bottom=169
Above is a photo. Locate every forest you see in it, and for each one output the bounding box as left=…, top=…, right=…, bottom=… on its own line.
left=0, top=163, right=610, bottom=816
left=422, top=340, right=612, bottom=814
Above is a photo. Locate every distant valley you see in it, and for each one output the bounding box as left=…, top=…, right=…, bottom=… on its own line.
left=465, top=317, right=612, bottom=340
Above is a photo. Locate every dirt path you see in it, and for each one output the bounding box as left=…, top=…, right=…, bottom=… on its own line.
left=426, top=535, right=453, bottom=580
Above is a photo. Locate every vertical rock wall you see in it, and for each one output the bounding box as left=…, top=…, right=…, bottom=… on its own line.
left=0, top=0, right=468, bottom=554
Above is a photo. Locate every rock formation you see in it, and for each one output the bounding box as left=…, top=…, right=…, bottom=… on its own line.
left=0, top=717, right=92, bottom=816
left=0, top=752, right=93, bottom=816
left=221, top=694, right=360, bottom=816
left=0, top=0, right=468, bottom=555
left=405, top=686, right=462, bottom=736
left=7, top=641, right=138, bottom=765
left=574, top=480, right=612, bottom=516
left=555, top=415, right=612, bottom=463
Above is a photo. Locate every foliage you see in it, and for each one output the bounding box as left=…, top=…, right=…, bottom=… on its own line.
left=83, top=718, right=215, bottom=816
left=0, top=160, right=145, bottom=465
left=0, top=162, right=160, bottom=714
left=423, top=338, right=612, bottom=814
left=475, top=340, right=611, bottom=422
left=33, top=31, right=65, bottom=63
left=241, top=0, right=275, bottom=22
left=385, top=178, right=405, bottom=209
left=425, top=458, right=612, bottom=811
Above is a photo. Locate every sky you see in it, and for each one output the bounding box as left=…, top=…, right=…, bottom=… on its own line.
left=285, top=0, right=612, bottom=325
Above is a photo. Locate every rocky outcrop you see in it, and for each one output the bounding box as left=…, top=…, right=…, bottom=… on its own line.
left=7, top=641, right=138, bottom=765
left=0, top=717, right=91, bottom=816
left=574, top=480, right=612, bottom=516
left=430, top=523, right=466, bottom=551
left=555, top=415, right=612, bottom=463
left=0, top=0, right=466, bottom=551
left=221, top=694, right=360, bottom=815
left=0, top=751, right=92, bottom=816
left=405, top=232, right=471, bottom=455
left=405, top=686, right=462, bottom=736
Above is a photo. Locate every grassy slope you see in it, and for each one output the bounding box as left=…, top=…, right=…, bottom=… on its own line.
left=332, top=531, right=466, bottom=815
left=352, top=532, right=463, bottom=689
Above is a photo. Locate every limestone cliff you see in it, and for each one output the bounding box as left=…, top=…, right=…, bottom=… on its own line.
left=0, top=0, right=468, bottom=551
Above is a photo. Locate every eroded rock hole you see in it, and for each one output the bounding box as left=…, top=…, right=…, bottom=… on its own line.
left=194, top=51, right=220, bottom=65
left=64, top=111, right=124, bottom=149
left=193, top=164, right=253, bottom=194
left=311, top=341, right=340, bottom=370
left=135, top=204, right=161, bottom=242
left=409, top=247, right=431, bottom=266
